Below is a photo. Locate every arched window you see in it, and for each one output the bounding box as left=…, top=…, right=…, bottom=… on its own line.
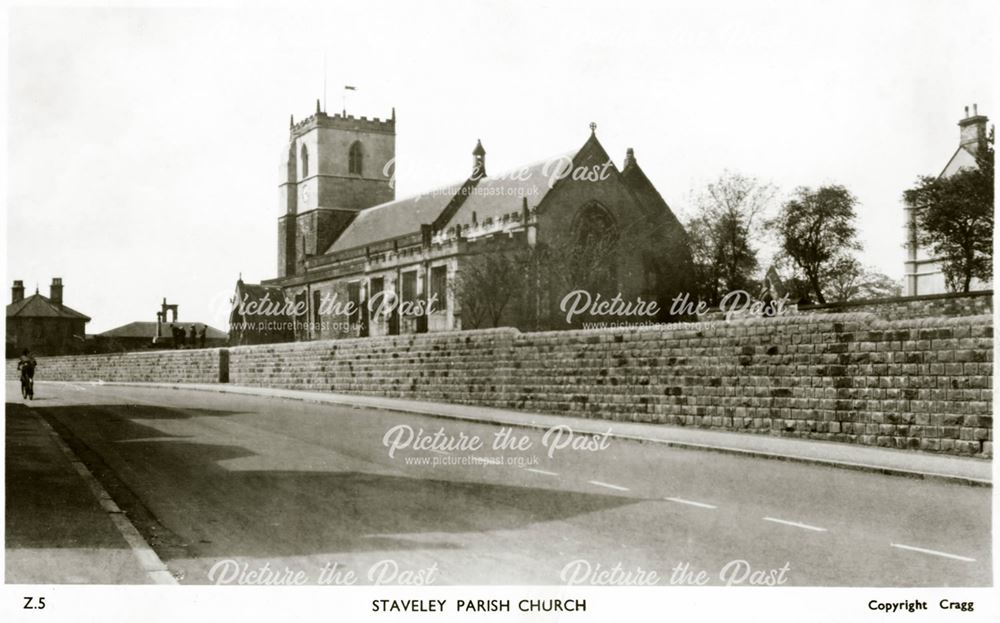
left=572, top=202, right=619, bottom=294
left=348, top=141, right=363, bottom=175
left=300, top=144, right=309, bottom=180
left=574, top=203, right=618, bottom=248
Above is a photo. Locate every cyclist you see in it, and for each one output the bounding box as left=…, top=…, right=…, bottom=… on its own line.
left=17, top=349, right=36, bottom=400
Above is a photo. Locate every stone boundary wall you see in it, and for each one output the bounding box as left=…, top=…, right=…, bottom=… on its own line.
left=796, top=290, right=992, bottom=320
left=697, top=290, right=992, bottom=322
left=7, top=314, right=993, bottom=457
left=5, top=348, right=222, bottom=384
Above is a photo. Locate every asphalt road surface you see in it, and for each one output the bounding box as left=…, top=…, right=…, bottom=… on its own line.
left=6, top=381, right=992, bottom=586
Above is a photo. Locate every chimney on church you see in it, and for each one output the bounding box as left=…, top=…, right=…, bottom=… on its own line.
left=472, top=139, right=486, bottom=178
left=959, top=103, right=989, bottom=153
left=49, top=278, right=63, bottom=306
left=623, top=147, right=636, bottom=170
left=11, top=280, right=24, bottom=304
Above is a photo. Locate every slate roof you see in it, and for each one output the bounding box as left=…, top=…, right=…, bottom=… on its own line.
left=6, top=293, right=91, bottom=321
left=327, top=192, right=457, bottom=254
left=324, top=149, right=577, bottom=255
left=232, top=280, right=292, bottom=322
left=235, top=281, right=286, bottom=301
left=443, top=153, right=574, bottom=231
left=939, top=144, right=980, bottom=179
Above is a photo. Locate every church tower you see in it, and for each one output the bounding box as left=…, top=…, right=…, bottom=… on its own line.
left=277, top=101, right=396, bottom=277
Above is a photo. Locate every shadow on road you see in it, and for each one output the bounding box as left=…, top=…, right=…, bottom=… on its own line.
left=20, top=402, right=644, bottom=564
left=6, top=403, right=129, bottom=550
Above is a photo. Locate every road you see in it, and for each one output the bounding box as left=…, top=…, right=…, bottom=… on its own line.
left=5, top=381, right=992, bottom=586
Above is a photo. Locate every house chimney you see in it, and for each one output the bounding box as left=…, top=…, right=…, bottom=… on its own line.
left=11, top=280, right=24, bottom=303
left=959, top=103, right=988, bottom=153
left=50, top=277, right=63, bottom=306
left=472, top=139, right=486, bottom=179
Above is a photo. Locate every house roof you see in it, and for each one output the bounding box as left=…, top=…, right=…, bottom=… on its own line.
left=324, top=146, right=580, bottom=255
left=939, top=144, right=980, bottom=178
left=6, top=293, right=91, bottom=321
left=99, top=321, right=228, bottom=339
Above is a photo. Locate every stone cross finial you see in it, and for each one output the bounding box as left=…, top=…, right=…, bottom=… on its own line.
left=589, top=122, right=597, bottom=134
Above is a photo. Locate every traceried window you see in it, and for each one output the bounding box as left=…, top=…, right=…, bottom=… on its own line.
left=348, top=141, right=363, bottom=175
left=575, top=203, right=617, bottom=248
left=573, top=202, right=619, bottom=294
left=300, top=144, right=309, bottom=180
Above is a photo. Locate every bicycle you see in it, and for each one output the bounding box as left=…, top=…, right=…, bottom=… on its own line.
left=20, top=371, right=34, bottom=400
left=17, top=351, right=36, bottom=401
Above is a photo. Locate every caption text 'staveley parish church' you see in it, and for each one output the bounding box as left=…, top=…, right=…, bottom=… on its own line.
left=230, top=103, right=692, bottom=345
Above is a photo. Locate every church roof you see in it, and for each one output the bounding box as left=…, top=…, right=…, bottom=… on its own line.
left=235, top=281, right=285, bottom=301
left=327, top=191, right=457, bottom=254
left=325, top=149, right=577, bottom=255
left=6, top=293, right=91, bottom=321
left=231, top=279, right=292, bottom=323
left=443, top=153, right=574, bottom=233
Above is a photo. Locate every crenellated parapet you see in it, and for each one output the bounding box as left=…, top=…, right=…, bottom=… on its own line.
left=290, top=108, right=396, bottom=139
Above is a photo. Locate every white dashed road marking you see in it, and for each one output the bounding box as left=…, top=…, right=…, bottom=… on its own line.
left=890, top=543, right=976, bottom=562
left=589, top=480, right=630, bottom=492
left=763, top=517, right=828, bottom=532
left=665, top=496, right=717, bottom=509
left=524, top=468, right=559, bottom=476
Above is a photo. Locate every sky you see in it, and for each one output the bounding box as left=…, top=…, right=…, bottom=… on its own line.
left=5, top=0, right=997, bottom=333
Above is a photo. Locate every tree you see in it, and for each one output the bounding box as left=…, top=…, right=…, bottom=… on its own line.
left=451, top=199, right=696, bottom=330
left=771, top=185, right=860, bottom=304
left=519, top=229, right=624, bottom=330
left=825, top=257, right=902, bottom=302
left=903, top=128, right=994, bottom=292
left=450, top=246, right=526, bottom=329
left=685, top=171, right=776, bottom=302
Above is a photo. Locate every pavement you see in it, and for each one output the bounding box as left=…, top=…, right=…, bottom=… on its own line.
left=3, top=380, right=992, bottom=586
left=5, top=402, right=174, bottom=584
left=96, top=381, right=992, bottom=486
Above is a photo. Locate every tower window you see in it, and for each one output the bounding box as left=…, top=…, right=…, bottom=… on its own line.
left=300, top=144, right=309, bottom=180
left=349, top=141, right=363, bottom=175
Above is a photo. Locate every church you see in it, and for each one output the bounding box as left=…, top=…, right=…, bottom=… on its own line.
left=230, top=102, right=692, bottom=345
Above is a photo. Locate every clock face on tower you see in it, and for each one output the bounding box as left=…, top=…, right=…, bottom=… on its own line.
left=300, top=185, right=310, bottom=204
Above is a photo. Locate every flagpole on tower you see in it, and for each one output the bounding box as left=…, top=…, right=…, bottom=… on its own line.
left=322, top=52, right=327, bottom=113
left=343, top=85, right=356, bottom=117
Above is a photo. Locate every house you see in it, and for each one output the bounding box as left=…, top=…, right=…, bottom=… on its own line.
left=904, top=105, right=993, bottom=295
left=97, top=298, right=228, bottom=351
left=6, top=278, right=90, bottom=357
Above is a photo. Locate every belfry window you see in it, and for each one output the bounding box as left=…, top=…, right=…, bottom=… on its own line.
left=349, top=141, right=363, bottom=175
left=300, top=144, right=309, bottom=180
